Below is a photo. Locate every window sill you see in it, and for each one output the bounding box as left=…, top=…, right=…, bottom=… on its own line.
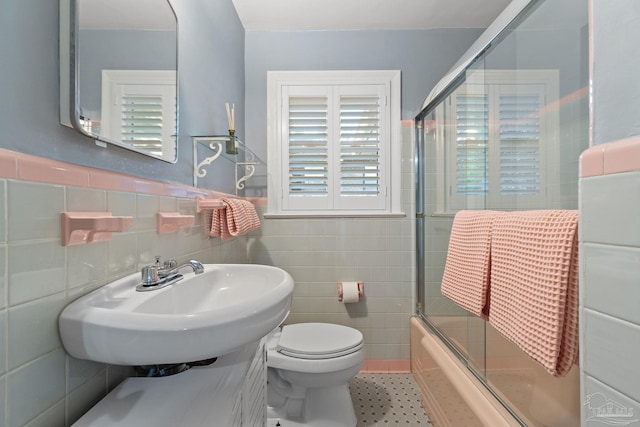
left=263, top=212, right=406, bottom=219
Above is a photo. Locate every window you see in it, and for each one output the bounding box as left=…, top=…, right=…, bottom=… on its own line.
left=440, top=70, right=559, bottom=212
left=101, top=70, right=177, bottom=159
left=267, top=70, right=402, bottom=216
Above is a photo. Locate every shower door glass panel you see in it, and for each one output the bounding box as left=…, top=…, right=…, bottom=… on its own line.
left=480, top=0, right=587, bottom=424
left=420, top=68, right=490, bottom=376
left=417, top=0, right=588, bottom=425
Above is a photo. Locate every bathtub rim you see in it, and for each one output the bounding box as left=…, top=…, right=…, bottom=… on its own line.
left=410, top=316, right=528, bottom=427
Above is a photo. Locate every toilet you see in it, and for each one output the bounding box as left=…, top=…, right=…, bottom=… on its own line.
left=266, top=323, right=364, bottom=427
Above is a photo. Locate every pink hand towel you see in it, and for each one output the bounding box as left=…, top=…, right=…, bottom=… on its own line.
left=210, top=206, right=232, bottom=240
left=210, top=198, right=261, bottom=240
left=441, top=210, right=501, bottom=318
left=488, top=210, right=579, bottom=377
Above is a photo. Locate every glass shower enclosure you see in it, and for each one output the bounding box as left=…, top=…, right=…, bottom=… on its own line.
left=414, top=0, right=588, bottom=425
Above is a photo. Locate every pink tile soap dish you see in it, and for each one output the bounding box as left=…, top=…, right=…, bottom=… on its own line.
left=61, top=212, right=134, bottom=246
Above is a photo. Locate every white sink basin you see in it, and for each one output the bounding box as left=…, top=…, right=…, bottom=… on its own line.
left=59, top=264, right=293, bottom=365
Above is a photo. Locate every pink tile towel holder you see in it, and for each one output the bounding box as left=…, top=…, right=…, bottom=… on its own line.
left=196, top=196, right=225, bottom=212
left=61, top=212, right=134, bottom=246
left=156, top=212, right=195, bottom=234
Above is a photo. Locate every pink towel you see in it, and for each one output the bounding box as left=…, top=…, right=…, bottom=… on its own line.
left=441, top=210, right=501, bottom=318
left=210, top=198, right=261, bottom=240
left=488, top=210, right=579, bottom=377
left=210, top=207, right=232, bottom=240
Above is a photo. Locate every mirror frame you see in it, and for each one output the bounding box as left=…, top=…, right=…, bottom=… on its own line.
left=59, top=0, right=179, bottom=163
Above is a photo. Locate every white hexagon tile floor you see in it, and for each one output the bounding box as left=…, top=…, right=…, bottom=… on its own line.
left=349, top=373, right=432, bottom=426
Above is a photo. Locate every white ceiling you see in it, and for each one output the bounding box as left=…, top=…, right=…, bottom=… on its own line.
left=232, top=0, right=514, bottom=31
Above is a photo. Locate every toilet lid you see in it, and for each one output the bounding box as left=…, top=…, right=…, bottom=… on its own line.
left=277, top=323, right=363, bottom=359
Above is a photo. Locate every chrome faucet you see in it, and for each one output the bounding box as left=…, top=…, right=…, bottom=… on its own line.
left=160, top=259, right=205, bottom=277
left=137, top=256, right=204, bottom=291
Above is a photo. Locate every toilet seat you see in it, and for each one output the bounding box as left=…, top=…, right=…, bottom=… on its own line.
left=267, top=323, right=364, bottom=373
left=277, top=323, right=363, bottom=359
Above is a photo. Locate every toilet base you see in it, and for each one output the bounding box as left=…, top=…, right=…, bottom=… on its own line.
left=267, top=383, right=357, bottom=427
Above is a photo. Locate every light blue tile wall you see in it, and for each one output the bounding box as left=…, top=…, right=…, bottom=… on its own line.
left=0, top=178, right=249, bottom=426
left=585, top=6, right=640, bottom=418
left=580, top=172, right=640, bottom=424
left=248, top=125, right=415, bottom=360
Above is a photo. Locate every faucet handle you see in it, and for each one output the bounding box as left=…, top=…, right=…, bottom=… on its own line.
left=163, top=259, right=177, bottom=269
left=141, top=265, right=159, bottom=285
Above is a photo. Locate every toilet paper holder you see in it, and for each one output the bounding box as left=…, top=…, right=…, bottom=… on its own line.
left=338, top=281, right=364, bottom=302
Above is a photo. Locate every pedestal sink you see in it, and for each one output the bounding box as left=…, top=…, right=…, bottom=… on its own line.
left=59, top=264, right=294, bottom=366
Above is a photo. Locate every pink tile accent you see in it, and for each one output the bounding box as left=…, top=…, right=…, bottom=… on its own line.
left=359, top=359, right=410, bottom=373
left=166, top=184, right=208, bottom=199
left=0, top=151, right=17, bottom=179
left=401, top=120, right=414, bottom=128
left=247, top=197, right=267, bottom=206
left=208, top=190, right=236, bottom=200
left=135, top=179, right=167, bottom=196
left=17, top=155, right=90, bottom=187
left=579, top=145, right=605, bottom=177
left=362, top=359, right=389, bottom=373
left=603, top=136, right=640, bottom=175
left=89, top=170, right=137, bottom=192
left=387, top=359, right=411, bottom=373
left=0, top=148, right=249, bottom=204
left=581, top=136, right=640, bottom=178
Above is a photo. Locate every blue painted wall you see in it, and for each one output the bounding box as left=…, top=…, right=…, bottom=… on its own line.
left=0, top=0, right=245, bottom=189
left=243, top=28, right=483, bottom=159
left=1, top=0, right=486, bottom=189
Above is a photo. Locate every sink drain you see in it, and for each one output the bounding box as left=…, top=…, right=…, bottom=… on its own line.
left=133, top=358, right=218, bottom=377
left=134, top=363, right=189, bottom=377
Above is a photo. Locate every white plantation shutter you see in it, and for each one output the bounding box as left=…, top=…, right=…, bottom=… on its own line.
left=101, top=70, right=177, bottom=161
left=282, top=86, right=332, bottom=210
left=340, top=96, right=380, bottom=197
left=454, top=94, right=488, bottom=196
left=447, top=75, right=552, bottom=211
left=337, top=85, right=386, bottom=210
left=281, top=84, right=388, bottom=212
left=287, top=94, right=329, bottom=197
left=121, top=95, right=164, bottom=155
left=116, top=84, right=176, bottom=158
left=498, top=92, right=542, bottom=196
left=268, top=70, right=401, bottom=216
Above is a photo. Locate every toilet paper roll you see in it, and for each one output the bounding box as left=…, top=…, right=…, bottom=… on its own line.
left=339, top=281, right=363, bottom=303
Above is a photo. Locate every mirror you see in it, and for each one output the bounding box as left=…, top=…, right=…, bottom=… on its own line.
left=60, top=0, right=178, bottom=162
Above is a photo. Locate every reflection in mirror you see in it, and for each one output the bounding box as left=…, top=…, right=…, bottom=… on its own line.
left=60, top=0, right=178, bottom=162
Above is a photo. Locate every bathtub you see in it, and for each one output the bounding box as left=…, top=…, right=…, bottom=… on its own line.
left=410, top=317, right=580, bottom=427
